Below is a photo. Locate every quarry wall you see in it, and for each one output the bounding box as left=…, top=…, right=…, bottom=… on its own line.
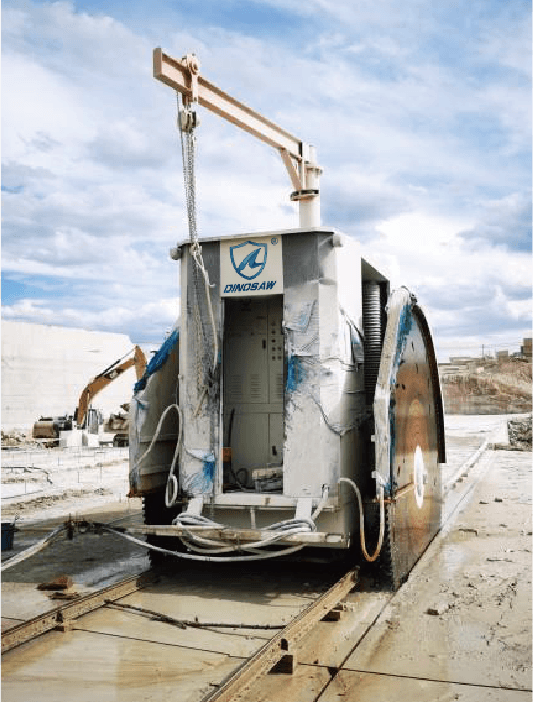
left=1, top=321, right=138, bottom=432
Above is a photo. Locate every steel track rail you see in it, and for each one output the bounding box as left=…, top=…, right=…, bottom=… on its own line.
left=202, top=568, right=359, bottom=702
left=2, top=440, right=492, bottom=694
left=1, top=571, right=157, bottom=654
left=200, top=444, right=495, bottom=702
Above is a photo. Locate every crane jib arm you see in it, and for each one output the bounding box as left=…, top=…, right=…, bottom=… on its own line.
left=153, top=48, right=303, bottom=160
left=153, top=48, right=321, bottom=227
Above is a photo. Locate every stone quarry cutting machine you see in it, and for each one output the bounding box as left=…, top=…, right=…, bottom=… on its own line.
left=128, top=49, right=445, bottom=588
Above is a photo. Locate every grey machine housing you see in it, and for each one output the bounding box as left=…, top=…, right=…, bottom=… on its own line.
left=130, top=227, right=393, bottom=551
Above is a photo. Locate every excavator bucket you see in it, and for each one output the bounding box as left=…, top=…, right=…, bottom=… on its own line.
left=373, top=288, right=446, bottom=589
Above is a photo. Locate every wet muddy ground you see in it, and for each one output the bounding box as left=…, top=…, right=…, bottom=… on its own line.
left=1, top=416, right=531, bottom=701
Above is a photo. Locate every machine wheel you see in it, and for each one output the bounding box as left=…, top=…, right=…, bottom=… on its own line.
left=143, top=491, right=184, bottom=568
left=372, top=288, right=446, bottom=589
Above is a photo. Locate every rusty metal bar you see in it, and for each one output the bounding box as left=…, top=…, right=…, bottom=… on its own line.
left=1, top=571, right=157, bottom=654
left=369, top=482, right=414, bottom=504
left=202, top=568, right=358, bottom=702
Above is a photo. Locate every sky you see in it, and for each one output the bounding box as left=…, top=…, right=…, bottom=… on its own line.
left=2, top=0, right=531, bottom=361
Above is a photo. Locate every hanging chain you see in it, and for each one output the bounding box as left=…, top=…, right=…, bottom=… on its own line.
left=178, top=95, right=199, bottom=249
left=177, top=95, right=219, bottom=389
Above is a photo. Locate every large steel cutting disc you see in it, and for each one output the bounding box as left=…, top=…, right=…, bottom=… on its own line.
left=373, top=288, right=445, bottom=589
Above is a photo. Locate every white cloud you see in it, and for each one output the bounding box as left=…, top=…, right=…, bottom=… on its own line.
left=1, top=0, right=530, bottom=361
left=2, top=295, right=179, bottom=344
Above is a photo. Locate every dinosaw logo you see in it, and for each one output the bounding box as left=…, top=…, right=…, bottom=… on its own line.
left=230, top=241, right=267, bottom=280
left=221, top=235, right=283, bottom=297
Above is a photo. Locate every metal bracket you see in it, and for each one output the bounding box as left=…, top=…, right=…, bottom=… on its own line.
left=295, top=497, right=313, bottom=521
left=182, top=53, right=199, bottom=104
left=178, top=109, right=200, bottom=133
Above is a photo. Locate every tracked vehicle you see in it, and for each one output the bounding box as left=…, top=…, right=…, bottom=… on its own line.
left=128, top=50, right=445, bottom=588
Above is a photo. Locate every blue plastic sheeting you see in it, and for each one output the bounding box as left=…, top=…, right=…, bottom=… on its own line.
left=286, top=355, right=305, bottom=392
left=182, top=452, right=215, bottom=495
left=134, top=329, right=179, bottom=393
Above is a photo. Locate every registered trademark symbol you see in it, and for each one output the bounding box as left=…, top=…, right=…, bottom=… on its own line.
left=271, top=237, right=278, bottom=245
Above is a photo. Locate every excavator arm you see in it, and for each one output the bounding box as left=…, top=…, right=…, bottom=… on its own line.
left=76, top=346, right=146, bottom=428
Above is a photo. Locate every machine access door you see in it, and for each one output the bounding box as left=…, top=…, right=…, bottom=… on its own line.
left=223, top=296, right=284, bottom=491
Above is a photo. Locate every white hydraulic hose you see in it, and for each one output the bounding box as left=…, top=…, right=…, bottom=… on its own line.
left=134, top=403, right=181, bottom=471
left=339, top=477, right=385, bottom=563
left=178, top=525, right=313, bottom=554
left=103, top=525, right=304, bottom=562
left=132, top=402, right=183, bottom=509
left=173, top=513, right=316, bottom=554
left=164, top=405, right=183, bottom=508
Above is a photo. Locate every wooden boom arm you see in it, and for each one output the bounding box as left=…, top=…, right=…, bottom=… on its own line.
left=153, top=48, right=321, bottom=228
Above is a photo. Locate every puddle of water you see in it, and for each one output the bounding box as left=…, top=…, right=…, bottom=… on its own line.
left=76, top=557, right=149, bottom=589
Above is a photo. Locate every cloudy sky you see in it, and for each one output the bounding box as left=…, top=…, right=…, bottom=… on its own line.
left=2, top=0, right=531, bottom=360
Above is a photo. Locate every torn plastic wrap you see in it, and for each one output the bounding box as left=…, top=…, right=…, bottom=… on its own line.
left=282, top=283, right=358, bottom=496
left=178, top=241, right=221, bottom=499
left=128, top=395, right=148, bottom=493
left=285, top=298, right=361, bottom=434
left=134, top=329, right=179, bottom=393
left=182, top=449, right=215, bottom=495
left=128, top=328, right=180, bottom=495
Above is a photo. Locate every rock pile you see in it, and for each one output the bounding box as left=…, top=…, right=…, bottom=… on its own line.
left=507, top=414, right=532, bottom=451
left=1, top=431, right=41, bottom=449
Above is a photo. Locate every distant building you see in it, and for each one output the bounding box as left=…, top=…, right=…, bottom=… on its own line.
left=521, top=337, right=532, bottom=358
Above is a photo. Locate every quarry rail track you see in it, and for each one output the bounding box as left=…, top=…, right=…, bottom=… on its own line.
left=2, top=431, right=507, bottom=702
left=1, top=571, right=157, bottom=654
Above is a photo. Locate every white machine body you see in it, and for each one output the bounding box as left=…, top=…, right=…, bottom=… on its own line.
left=130, top=227, right=390, bottom=549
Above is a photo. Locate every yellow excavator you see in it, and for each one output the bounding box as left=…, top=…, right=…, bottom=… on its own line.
left=33, top=346, right=146, bottom=446
left=75, top=346, right=146, bottom=430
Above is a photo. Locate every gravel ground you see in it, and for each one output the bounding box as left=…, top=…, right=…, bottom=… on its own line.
left=1, top=446, right=131, bottom=524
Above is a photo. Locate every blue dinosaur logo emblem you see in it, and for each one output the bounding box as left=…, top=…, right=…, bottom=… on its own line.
left=230, top=241, right=267, bottom=280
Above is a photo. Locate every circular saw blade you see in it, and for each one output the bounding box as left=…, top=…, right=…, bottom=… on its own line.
left=373, top=288, right=445, bottom=588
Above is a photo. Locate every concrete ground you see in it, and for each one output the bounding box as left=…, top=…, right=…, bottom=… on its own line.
left=1, top=416, right=531, bottom=701
left=318, top=448, right=532, bottom=702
